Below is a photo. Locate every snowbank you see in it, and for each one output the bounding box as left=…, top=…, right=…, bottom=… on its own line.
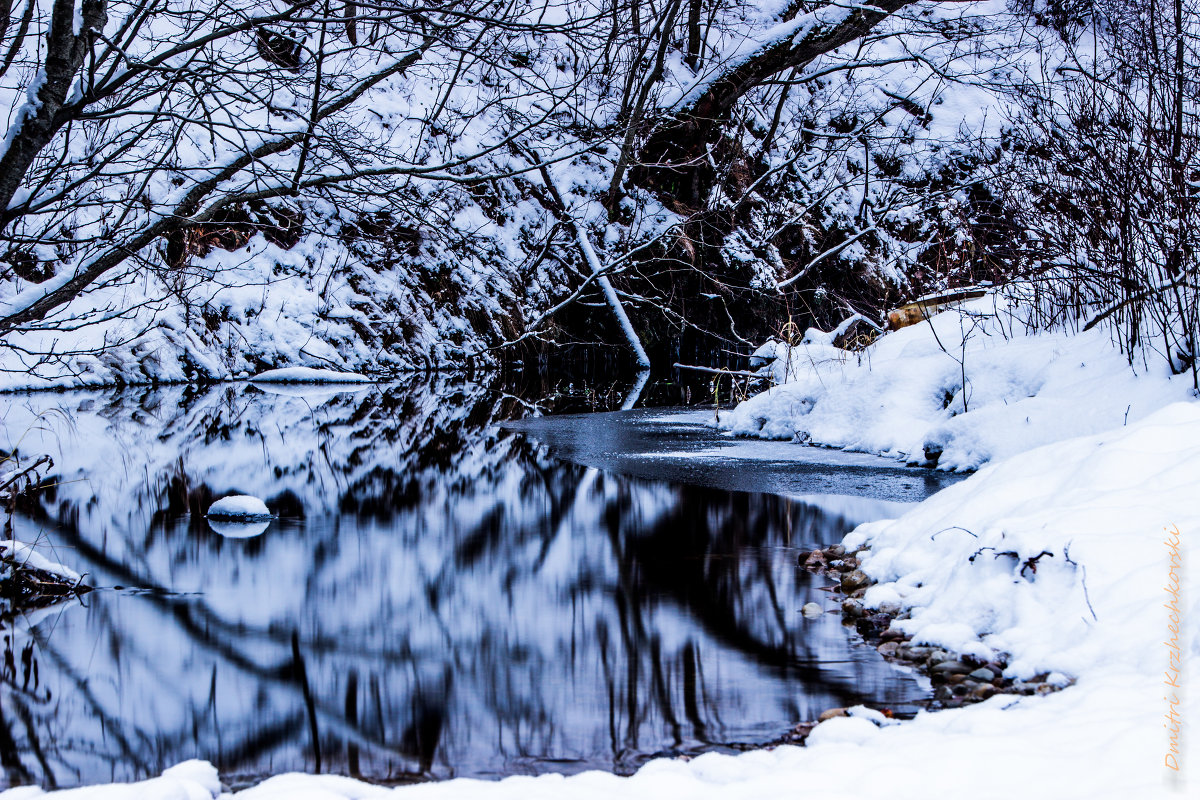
left=841, top=399, right=1200, bottom=676
left=0, top=539, right=81, bottom=584
left=720, top=296, right=1197, bottom=470
left=12, top=400, right=1195, bottom=800
left=0, top=761, right=221, bottom=800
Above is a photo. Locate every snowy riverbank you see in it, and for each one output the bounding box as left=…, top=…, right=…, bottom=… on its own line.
left=5, top=330, right=1196, bottom=797
left=719, top=297, right=1197, bottom=471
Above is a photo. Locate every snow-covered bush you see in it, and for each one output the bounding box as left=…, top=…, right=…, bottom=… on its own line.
left=997, top=0, right=1200, bottom=389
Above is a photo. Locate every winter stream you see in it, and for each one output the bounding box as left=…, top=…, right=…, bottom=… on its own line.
left=1, top=378, right=964, bottom=790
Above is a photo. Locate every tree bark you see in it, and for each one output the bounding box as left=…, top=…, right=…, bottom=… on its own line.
left=0, top=0, right=108, bottom=222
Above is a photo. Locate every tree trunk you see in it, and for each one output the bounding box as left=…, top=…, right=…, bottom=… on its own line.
left=0, top=0, right=108, bottom=225
left=685, top=0, right=702, bottom=70
left=633, top=0, right=913, bottom=205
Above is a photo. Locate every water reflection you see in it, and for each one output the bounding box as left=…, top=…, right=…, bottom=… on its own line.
left=0, top=380, right=926, bottom=789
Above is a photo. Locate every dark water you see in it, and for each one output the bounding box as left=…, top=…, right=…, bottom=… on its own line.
left=0, top=378, right=943, bottom=790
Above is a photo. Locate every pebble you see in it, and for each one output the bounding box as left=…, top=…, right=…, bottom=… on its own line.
left=971, top=684, right=997, bottom=701
left=898, top=645, right=932, bottom=660
left=931, top=660, right=974, bottom=676
left=840, top=569, right=871, bottom=593
left=801, top=602, right=823, bottom=618
left=818, top=546, right=1030, bottom=708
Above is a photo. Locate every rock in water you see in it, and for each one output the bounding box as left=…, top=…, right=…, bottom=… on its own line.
left=206, top=495, right=272, bottom=520
left=801, top=602, right=823, bottom=618
left=840, top=569, right=870, bottom=593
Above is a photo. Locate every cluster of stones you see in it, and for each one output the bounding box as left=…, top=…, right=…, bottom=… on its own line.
left=799, top=543, right=1067, bottom=711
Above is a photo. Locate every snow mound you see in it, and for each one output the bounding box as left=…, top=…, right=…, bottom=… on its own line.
left=205, top=495, right=272, bottom=520
left=249, top=367, right=372, bottom=384
left=844, top=400, right=1200, bottom=681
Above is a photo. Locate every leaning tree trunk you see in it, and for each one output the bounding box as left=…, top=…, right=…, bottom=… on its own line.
left=632, top=0, right=914, bottom=207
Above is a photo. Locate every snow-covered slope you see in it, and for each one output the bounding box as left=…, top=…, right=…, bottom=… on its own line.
left=0, top=2, right=1044, bottom=389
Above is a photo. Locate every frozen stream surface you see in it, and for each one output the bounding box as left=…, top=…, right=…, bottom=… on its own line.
left=0, top=380, right=963, bottom=790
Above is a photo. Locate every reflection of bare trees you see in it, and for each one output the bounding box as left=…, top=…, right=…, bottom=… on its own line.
left=0, top=382, right=923, bottom=788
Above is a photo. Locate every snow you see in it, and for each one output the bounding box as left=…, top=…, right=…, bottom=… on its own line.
left=719, top=295, right=1198, bottom=470
left=249, top=367, right=372, bottom=384
left=0, top=0, right=1037, bottom=390
left=0, top=539, right=81, bottom=583
left=1, top=2, right=1195, bottom=794
left=205, top=495, right=271, bottom=520
left=0, top=761, right=222, bottom=800
left=665, top=7, right=832, bottom=112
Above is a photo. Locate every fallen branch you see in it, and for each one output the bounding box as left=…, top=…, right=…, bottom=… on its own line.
left=526, top=150, right=651, bottom=369
left=673, top=363, right=770, bottom=380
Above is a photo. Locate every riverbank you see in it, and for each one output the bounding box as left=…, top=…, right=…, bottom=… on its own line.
left=3, top=318, right=1197, bottom=797
left=719, top=296, right=1197, bottom=471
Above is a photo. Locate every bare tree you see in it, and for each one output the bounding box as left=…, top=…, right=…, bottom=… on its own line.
left=998, top=0, right=1200, bottom=389
left=0, top=0, right=1020, bottom=378
left=0, top=1, right=605, bottom=340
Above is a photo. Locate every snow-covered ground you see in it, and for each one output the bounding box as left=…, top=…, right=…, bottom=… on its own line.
left=5, top=308, right=1196, bottom=798
left=721, top=297, right=1198, bottom=471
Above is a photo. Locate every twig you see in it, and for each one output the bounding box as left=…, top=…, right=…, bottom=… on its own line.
left=930, top=525, right=978, bottom=540
left=1063, top=543, right=1097, bottom=621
